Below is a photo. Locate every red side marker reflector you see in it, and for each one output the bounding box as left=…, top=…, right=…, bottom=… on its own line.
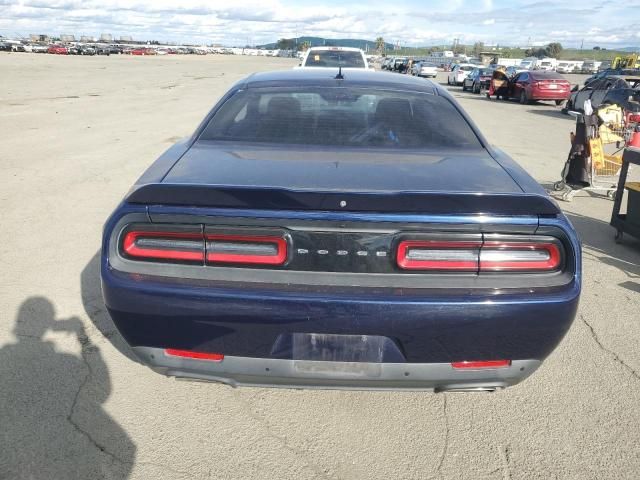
left=164, top=349, right=224, bottom=362
left=451, top=360, right=511, bottom=369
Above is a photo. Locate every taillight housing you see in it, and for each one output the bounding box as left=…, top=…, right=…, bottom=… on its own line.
left=396, top=235, right=563, bottom=273
left=120, top=224, right=288, bottom=267
left=205, top=233, right=287, bottom=266
left=121, top=227, right=204, bottom=264
left=397, top=239, right=481, bottom=271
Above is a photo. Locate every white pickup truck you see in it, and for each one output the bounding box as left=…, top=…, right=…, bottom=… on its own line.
left=296, top=46, right=370, bottom=70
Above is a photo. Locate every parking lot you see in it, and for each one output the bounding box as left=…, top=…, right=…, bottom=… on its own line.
left=1, top=53, right=639, bottom=479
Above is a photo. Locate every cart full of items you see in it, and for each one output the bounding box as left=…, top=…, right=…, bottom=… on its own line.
left=554, top=99, right=640, bottom=201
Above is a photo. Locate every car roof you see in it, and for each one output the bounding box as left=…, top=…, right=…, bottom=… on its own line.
left=237, top=69, right=439, bottom=94
left=308, top=46, right=362, bottom=52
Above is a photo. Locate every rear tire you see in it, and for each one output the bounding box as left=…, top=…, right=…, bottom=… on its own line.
left=447, top=77, right=451, bottom=85
left=555, top=99, right=565, bottom=106
left=519, top=91, right=529, bottom=105
left=462, top=82, right=467, bottom=92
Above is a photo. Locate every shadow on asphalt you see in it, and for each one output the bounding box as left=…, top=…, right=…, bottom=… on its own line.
left=565, top=212, right=640, bottom=292
left=81, top=251, right=140, bottom=364
left=527, top=109, right=573, bottom=120
left=0, top=296, right=136, bottom=479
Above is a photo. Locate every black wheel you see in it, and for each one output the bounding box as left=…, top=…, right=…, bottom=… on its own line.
left=555, top=99, right=565, bottom=106
left=615, top=229, right=623, bottom=244
left=447, top=77, right=451, bottom=85
left=473, top=82, right=479, bottom=94
left=519, top=91, right=528, bottom=105
left=462, top=82, right=467, bottom=92
left=553, top=181, right=565, bottom=191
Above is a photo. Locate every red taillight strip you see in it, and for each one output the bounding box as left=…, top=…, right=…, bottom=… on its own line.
left=480, top=242, right=561, bottom=271
left=164, top=348, right=224, bottom=362
left=205, top=234, right=287, bottom=265
left=122, top=231, right=204, bottom=262
left=451, top=360, right=511, bottom=369
left=397, top=240, right=481, bottom=271
left=396, top=238, right=562, bottom=272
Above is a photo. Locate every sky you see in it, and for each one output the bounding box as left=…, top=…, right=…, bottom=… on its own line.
left=1, top=0, right=639, bottom=48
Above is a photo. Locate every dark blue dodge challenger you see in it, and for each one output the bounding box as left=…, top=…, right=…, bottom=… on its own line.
left=102, top=69, right=581, bottom=392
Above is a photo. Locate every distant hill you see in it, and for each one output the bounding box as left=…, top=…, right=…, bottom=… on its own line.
left=259, top=36, right=393, bottom=51
left=618, top=46, right=640, bottom=52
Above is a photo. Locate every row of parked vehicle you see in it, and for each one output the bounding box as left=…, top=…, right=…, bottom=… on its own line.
left=447, top=63, right=572, bottom=105
left=0, top=42, right=217, bottom=56
left=380, top=57, right=439, bottom=78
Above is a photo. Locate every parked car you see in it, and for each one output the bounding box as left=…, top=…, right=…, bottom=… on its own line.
left=392, top=57, right=409, bottom=73
left=507, top=71, right=571, bottom=105
left=47, top=45, right=68, bottom=55
left=95, top=46, right=111, bottom=56
left=381, top=57, right=394, bottom=70
left=297, top=46, right=369, bottom=69
left=566, top=75, right=640, bottom=113
left=556, top=62, right=573, bottom=74
left=581, top=60, right=600, bottom=74
left=598, top=60, right=612, bottom=72
left=462, top=67, right=493, bottom=93
left=31, top=44, right=49, bottom=53
left=101, top=69, right=581, bottom=392
left=0, top=42, right=13, bottom=52
left=584, top=68, right=640, bottom=87
left=412, top=61, right=438, bottom=78
left=505, top=66, right=527, bottom=78
left=80, top=45, right=96, bottom=55
left=131, top=48, right=155, bottom=55
left=109, top=45, right=123, bottom=54
left=447, top=64, right=475, bottom=85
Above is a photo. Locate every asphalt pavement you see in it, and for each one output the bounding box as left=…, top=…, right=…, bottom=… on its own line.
left=1, top=53, right=639, bottom=480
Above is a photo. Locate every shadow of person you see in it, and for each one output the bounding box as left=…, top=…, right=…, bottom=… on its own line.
left=0, top=297, right=136, bottom=479
left=81, top=252, right=140, bottom=363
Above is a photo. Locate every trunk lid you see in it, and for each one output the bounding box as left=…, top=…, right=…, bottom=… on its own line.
left=126, top=143, right=559, bottom=215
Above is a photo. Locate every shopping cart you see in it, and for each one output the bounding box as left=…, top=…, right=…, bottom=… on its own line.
left=554, top=108, right=638, bottom=201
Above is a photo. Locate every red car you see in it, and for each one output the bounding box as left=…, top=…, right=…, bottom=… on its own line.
left=131, top=48, right=156, bottom=55
left=509, top=71, right=571, bottom=105
left=47, top=45, right=68, bottom=55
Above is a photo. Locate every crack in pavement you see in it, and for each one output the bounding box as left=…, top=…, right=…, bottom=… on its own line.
left=234, top=390, right=334, bottom=480
left=499, top=444, right=512, bottom=480
left=581, top=315, right=639, bottom=382
left=434, top=394, right=450, bottom=479
left=67, top=330, right=194, bottom=478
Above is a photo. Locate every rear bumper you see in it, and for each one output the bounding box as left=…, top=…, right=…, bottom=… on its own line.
left=133, top=346, right=541, bottom=391
left=531, top=90, right=570, bottom=100
left=103, top=265, right=580, bottom=364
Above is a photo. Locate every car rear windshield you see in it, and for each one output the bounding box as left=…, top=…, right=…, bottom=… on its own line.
left=459, top=65, right=474, bottom=71
left=199, top=87, right=482, bottom=149
left=304, top=50, right=365, bottom=68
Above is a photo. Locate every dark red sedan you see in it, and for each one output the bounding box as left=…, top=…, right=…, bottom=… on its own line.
left=47, top=45, right=68, bottom=55
left=509, top=71, right=571, bottom=105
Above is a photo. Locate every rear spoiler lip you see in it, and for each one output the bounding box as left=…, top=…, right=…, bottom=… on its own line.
left=126, top=183, right=561, bottom=216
